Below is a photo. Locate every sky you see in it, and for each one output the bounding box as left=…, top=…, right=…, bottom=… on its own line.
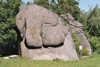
left=77, top=0, right=100, bottom=12
left=22, top=0, right=100, bottom=12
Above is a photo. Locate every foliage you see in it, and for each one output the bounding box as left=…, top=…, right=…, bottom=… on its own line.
left=63, top=21, right=68, bottom=26
left=34, top=0, right=49, bottom=9
left=79, top=4, right=100, bottom=36
left=78, top=5, right=100, bottom=55
left=88, top=36, right=100, bottom=53
left=72, top=33, right=88, bottom=56
left=87, top=4, right=100, bottom=36
left=50, top=0, right=58, bottom=13
left=78, top=12, right=88, bottom=31
left=40, top=29, right=43, bottom=37
left=82, top=31, right=91, bottom=39
left=26, top=1, right=33, bottom=5
left=34, top=0, right=80, bottom=20
left=72, top=33, right=81, bottom=56
left=0, top=0, right=21, bottom=56
left=57, top=0, right=80, bottom=20
left=53, top=58, right=62, bottom=62
left=82, top=31, right=100, bottom=54
left=82, top=49, right=88, bottom=56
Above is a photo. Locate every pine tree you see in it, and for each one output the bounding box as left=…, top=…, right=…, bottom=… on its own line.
left=34, top=0, right=80, bottom=20
left=0, top=0, right=21, bottom=56
left=34, top=0, right=49, bottom=9
left=57, top=0, right=80, bottom=20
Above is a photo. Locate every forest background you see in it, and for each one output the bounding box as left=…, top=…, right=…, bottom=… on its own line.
left=0, top=0, right=100, bottom=56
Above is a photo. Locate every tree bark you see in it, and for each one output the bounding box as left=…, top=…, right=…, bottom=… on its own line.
left=88, top=26, right=93, bottom=34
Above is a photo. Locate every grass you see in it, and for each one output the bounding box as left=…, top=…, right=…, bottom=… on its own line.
left=0, top=54, right=100, bottom=67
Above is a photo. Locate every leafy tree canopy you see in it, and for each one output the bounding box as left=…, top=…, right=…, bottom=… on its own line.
left=79, top=4, right=100, bottom=36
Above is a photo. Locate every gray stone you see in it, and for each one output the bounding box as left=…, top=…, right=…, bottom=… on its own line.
left=16, top=5, right=67, bottom=47
left=16, top=5, right=78, bottom=61
left=76, top=32, right=92, bottom=55
left=60, top=13, right=74, bottom=23
left=16, top=5, right=92, bottom=61
left=60, top=13, right=92, bottom=55
left=3, top=57, right=10, bottom=59
left=20, top=32, right=78, bottom=61
left=42, top=20, right=67, bottom=46
left=9, top=55, right=19, bottom=58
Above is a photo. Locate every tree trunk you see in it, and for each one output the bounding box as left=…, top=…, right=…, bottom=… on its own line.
left=88, top=26, right=93, bottom=34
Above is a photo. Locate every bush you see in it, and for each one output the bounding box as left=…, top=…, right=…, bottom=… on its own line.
left=63, top=21, right=68, bottom=26
left=0, top=0, right=21, bottom=56
left=88, top=37, right=98, bottom=52
left=53, top=58, right=62, bottom=62
left=87, top=36, right=100, bottom=54
left=72, top=33, right=81, bottom=56
left=83, top=32, right=100, bottom=55
left=72, top=33, right=89, bottom=56
left=82, top=31, right=91, bottom=39
left=82, top=49, right=88, bottom=56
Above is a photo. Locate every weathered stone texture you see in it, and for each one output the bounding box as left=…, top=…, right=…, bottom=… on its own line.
left=76, top=33, right=92, bottom=55
left=16, top=5, right=92, bottom=61
left=61, top=13, right=92, bottom=55
left=20, top=33, right=78, bottom=60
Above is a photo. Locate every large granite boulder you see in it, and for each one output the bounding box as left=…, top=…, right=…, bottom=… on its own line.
left=16, top=5, right=78, bottom=60
left=16, top=5, right=67, bottom=47
left=61, top=14, right=92, bottom=55
left=20, top=32, right=78, bottom=60
left=76, top=33, right=92, bottom=55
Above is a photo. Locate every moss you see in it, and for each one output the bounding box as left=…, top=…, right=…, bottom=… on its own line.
left=40, top=29, right=43, bottom=36
left=74, top=30, right=80, bottom=34
left=63, top=20, right=68, bottom=26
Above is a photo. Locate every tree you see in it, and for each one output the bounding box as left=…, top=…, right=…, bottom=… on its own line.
left=78, top=4, right=100, bottom=36
left=78, top=4, right=100, bottom=54
left=26, top=1, right=33, bottom=5
left=34, top=0, right=49, bottom=9
left=78, top=12, right=88, bottom=31
left=50, top=0, right=58, bottom=12
left=34, top=0, right=80, bottom=20
left=87, top=4, right=100, bottom=36
left=0, top=0, right=21, bottom=56
left=57, top=0, right=80, bottom=20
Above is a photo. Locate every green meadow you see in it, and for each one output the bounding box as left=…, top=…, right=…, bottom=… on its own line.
left=0, top=54, right=100, bottom=67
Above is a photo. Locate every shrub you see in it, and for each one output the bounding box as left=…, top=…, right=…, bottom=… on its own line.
left=88, top=36, right=98, bottom=52
left=63, top=21, right=68, bottom=26
left=82, top=31, right=91, bottom=39
left=82, top=49, right=88, bottom=56
left=53, top=58, right=62, bottom=62
left=72, top=33, right=81, bottom=56
left=83, top=32, right=100, bottom=55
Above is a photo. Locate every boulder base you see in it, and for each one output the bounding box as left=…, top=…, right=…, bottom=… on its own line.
left=21, top=32, right=78, bottom=61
